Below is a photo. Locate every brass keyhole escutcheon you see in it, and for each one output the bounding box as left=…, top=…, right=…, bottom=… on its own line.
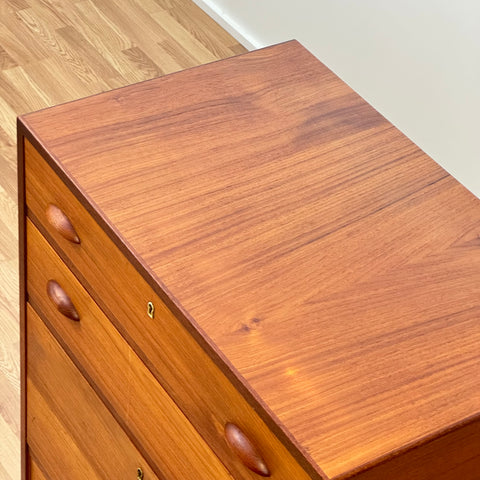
left=147, top=301, right=155, bottom=319
left=137, top=467, right=144, bottom=480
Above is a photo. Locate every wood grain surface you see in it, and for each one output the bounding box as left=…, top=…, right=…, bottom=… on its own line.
left=20, top=40, right=480, bottom=478
left=342, top=416, right=480, bottom=480
left=27, top=457, right=47, bottom=480
left=24, top=143, right=315, bottom=480
left=26, top=304, right=162, bottom=480
left=26, top=219, right=235, bottom=480
left=1, top=1, right=245, bottom=478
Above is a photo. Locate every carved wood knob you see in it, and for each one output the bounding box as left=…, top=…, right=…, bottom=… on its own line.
left=46, top=280, right=80, bottom=321
left=45, top=204, right=80, bottom=244
left=224, top=423, right=270, bottom=477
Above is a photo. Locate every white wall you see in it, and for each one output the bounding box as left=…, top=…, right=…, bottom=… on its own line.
left=194, top=0, right=480, bottom=197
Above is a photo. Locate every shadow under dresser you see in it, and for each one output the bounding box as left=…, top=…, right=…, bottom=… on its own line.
left=18, top=40, right=480, bottom=480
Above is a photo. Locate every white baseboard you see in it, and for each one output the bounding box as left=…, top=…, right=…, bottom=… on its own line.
left=191, top=0, right=259, bottom=50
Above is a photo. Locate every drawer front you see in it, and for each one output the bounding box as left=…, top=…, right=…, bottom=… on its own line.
left=26, top=219, right=234, bottom=480
left=25, top=140, right=314, bottom=479
left=29, top=457, right=47, bottom=480
left=26, top=304, right=160, bottom=480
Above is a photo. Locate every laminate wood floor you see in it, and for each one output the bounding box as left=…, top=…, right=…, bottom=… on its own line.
left=0, top=1, right=246, bottom=478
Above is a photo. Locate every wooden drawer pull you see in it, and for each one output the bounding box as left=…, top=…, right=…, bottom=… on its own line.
left=224, top=423, right=271, bottom=477
left=46, top=280, right=80, bottom=321
left=46, top=204, right=80, bottom=244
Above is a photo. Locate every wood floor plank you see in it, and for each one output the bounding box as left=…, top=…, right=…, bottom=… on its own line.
left=0, top=461, right=13, bottom=480
left=0, top=126, right=13, bottom=147
left=0, top=0, right=246, bottom=478
left=0, top=11, right=51, bottom=64
left=0, top=186, right=17, bottom=238
left=0, top=412, right=19, bottom=480
left=0, top=45, right=17, bottom=71
left=69, top=1, right=144, bottom=83
left=16, top=10, right=113, bottom=92
left=122, top=46, right=163, bottom=78
left=151, top=9, right=219, bottom=63
left=56, top=24, right=122, bottom=80
left=0, top=148, right=16, bottom=202
left=93, top=0, right=188, bottom=74
left=0, top=98, right=16, bottom=143
left=1, top=67, right=53, bottom=113
left=165, top=0, right=243, bottom=57
left=6, top=0, right=29, bottom=11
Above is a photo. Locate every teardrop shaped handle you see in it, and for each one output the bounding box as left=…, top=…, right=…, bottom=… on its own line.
left=46, top=280, right=80, bottom=321
left=224, top=423, right=270, bottom=477
left=46, top=204, right=80, bottom=244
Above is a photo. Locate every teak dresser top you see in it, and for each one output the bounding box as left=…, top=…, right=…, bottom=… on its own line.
left=20, top=41, right=480, bottom=479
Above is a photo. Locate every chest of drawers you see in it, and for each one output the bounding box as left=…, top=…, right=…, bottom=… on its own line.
left=18, top=41, right=480, bottom=480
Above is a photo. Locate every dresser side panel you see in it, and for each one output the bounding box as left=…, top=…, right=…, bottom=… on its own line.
left=336, top=415, right=480, bottom=480
left=17, top=120, right=27, bottom=480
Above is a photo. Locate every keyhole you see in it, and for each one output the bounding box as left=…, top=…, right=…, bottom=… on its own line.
left=147, top=301, right=155, bottom=319
left=137, top=467, right=144, bottom=480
